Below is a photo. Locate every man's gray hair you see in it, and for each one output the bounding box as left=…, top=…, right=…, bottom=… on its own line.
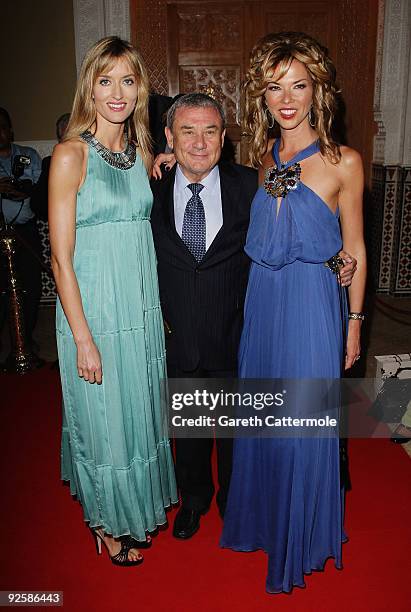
left=166, top=93, right=226, bottom=131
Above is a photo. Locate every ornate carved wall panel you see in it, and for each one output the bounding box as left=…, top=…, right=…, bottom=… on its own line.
left=132, top=0, right=169, bottom=94
left=179, top=67, right=241, bottom=125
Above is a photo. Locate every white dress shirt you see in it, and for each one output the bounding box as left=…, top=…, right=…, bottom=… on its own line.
left=174, top=164, right=223, bottom=250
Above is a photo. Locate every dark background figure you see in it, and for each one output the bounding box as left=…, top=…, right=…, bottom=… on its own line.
left=148, top=93, right=174, bottom=157
left=31, top=113, right=70, bottom=221
left=0, top=107, right=43, bottom=353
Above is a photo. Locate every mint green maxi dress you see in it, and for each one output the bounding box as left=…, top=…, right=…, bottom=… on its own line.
left=56, top=135, right=177, bottom=540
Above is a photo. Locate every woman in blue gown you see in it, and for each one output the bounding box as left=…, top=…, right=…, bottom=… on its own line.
left=221, top=32, right=366, bottom=593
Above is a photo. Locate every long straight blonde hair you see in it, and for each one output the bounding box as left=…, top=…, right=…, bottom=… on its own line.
left=244, top=32, right=341, bottom=168
left=64, top=36, right=152, bottom=172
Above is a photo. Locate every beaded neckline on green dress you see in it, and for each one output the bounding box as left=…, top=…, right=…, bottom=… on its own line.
left=80, top=130, right=137, bottom=170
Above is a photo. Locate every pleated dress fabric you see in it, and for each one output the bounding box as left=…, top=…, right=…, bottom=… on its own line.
left=56, top=142, right=177, bottom=540
left=220, top=140, right=347, bottom=593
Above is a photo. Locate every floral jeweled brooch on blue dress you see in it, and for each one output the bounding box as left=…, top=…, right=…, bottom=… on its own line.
left=264, top=162, right=302, bottom=198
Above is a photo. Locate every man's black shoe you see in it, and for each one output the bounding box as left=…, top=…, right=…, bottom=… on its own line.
left=173, top=507, right=201, bottom=539
left=391, top=424, right=411, bottom=444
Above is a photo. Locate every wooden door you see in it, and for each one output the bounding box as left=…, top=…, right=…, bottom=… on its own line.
left=166, top=1, right=246, bottom=161
left=132, top=0, right=378, bottom=181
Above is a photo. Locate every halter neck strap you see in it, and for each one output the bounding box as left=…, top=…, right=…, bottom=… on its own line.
left=272, top=138, right=320, bottom=168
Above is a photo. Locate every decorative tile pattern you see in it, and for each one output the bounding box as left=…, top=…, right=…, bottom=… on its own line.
left=379, top=166, right=403, bottom=291
left=369, top=163, right=386, bottom=289
left=372, top=163, right=411, bottom=296
left=38, top=220, right=55, bottom=304
left=395, top=166, right=411, bottom=293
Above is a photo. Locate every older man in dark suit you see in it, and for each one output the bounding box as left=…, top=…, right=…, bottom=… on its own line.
left=151, top=94, right=257, bottom=538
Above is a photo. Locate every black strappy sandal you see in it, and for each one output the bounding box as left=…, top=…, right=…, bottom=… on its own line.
left=93, top=530, right=144, bottom=567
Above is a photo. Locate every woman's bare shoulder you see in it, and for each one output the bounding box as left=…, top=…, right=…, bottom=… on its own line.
left=331, top=146, right=364, bottom=193
left=52, top=138, right=87, bottom=166
left=336, top=145, right=363, bottom=173
left=51, top=140, right=88, bottom=186
left=50, top=140, right=89, bottom=198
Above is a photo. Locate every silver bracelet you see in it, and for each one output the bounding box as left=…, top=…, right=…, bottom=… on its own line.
left=348, top=312, right=365, bottom=321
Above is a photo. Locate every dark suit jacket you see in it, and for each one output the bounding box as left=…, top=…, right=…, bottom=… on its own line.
left=30, top=155, right=50, bottom=222
left=151, top=162, right=258, bottom=371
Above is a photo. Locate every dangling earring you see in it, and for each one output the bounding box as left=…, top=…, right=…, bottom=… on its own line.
left=308, top=107, right=315, bottom=127
left=265, top=107, right=275, bottom=129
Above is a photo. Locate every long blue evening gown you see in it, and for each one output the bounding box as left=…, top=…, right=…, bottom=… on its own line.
left=221, top=139, right=347, bottom=593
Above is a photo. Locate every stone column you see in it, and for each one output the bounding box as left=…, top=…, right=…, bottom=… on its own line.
left=72, top=0, right=131, bottom=73
left=372, top=0, right=411, bottom=295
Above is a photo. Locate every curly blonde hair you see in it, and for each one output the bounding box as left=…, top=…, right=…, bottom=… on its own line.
left=64, top=36, right=152, bottom=172
left=244, top=32, right=341, bottom=167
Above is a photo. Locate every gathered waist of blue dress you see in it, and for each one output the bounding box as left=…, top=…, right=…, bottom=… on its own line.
left=76, top=217, right=150, bottom=228
left=245, top=248, right=343, bottom=271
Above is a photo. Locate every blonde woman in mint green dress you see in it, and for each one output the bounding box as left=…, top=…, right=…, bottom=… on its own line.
left=49, top=37, right=177, bottom=566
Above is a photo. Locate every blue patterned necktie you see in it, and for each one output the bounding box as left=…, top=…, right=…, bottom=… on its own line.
left=182, top=183, right=206, bottom=262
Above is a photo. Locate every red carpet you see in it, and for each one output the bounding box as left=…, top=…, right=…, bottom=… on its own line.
left=1, top=366, right=411, bottom=612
